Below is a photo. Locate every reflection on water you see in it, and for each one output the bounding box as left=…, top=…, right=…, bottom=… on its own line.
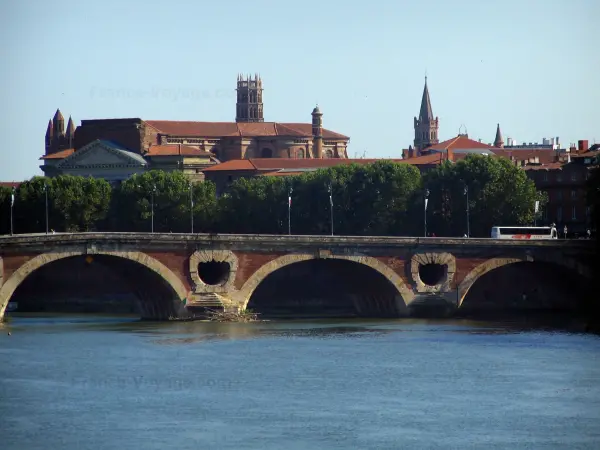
left=1, top=313, right=600, bottom=450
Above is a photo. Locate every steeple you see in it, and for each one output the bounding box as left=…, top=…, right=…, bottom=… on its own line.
left=236, top=73, right=264, bottom=123
left=66, top=116, right=76, bottom=148
left=419, top=76, right=434, bottom=122
left=53, top=109, right=65, bottom=136
left=413, top=76, right=439, bottom=153
left=494, top=123, right=504, bottom=148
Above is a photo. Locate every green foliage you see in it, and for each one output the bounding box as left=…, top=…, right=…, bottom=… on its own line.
left=216, top=161, right=422, bottom=236
left=6, top=176, right=112, bottom=233
left=115, top=171, right=217, bottom=233
left=0, top=160, right=550, bottom=238
left=423, top=155, right=547, bottom=237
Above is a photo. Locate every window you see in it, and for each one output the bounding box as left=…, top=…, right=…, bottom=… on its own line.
left=543, top=208, right=548, bottom=220
left=557, top=190, right=562, bottom=201
left=297, top=149, right=305, bottom=159
left=572, top=206, right=577, bottom=220
left=556, top=173, right=562, bottom=182
left=571, top=190, right=577, bottom=199
left=571, top=172, right=577, bottom=181
left=261, top=148, right=272, bottom=158
left=557, top=206, right=562, bottom=221
left=543, top=172, right=548, bottom=181
left=325, top=149, right=334, bottom=158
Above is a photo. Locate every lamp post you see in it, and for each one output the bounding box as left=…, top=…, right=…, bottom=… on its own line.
left=43, top=183, right=49, bottom=234
left=151, top=184, right=157, bottom=233
left=10, top=187, right=15, bottom=236
left=464, top=185, right=470, bottom=238
left=189, top=181, right=194, bottom=234
left=288, top=186, right=293, bottom=235
left=424, top=188, right=429, bottom=237
left=327, top=183, right=334, bottom=236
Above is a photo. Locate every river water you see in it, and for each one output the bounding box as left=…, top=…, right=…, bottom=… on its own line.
left=1, top=314, right=600, bottom=450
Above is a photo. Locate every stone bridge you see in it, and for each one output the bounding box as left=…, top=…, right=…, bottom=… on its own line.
left=0, top=233, right=594, bottom=320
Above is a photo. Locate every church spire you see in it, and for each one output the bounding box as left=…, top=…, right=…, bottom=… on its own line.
left=413, top=76, right=439, bottom=153
left=494, top=123, right=504, bottom=148
left=419, top=76, right=434, bottom=122
left=66, top=116, right=76, bottom=148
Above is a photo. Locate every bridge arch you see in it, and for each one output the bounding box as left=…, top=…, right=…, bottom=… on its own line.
left=457, top=255, right=592, bottom=308
left=238, top=253, right=414, bottom=315
left=0, top=249, right=189, bottom=320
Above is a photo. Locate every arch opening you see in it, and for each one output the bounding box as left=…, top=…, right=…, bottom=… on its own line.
left=419, top=263, right=446, bottom=286
left=459, top=261, right=591, bottom=318
left=246, top=259, right=403, bottom=318
left=197, top=261, right=230, bottom=286
left=5, top=255, right=182, bottom=320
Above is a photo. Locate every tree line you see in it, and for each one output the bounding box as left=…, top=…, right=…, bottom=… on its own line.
left=0, top=155, right=555, bottom=237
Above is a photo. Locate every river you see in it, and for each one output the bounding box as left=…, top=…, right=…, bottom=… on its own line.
left=1, top=314, right=600, bottom=449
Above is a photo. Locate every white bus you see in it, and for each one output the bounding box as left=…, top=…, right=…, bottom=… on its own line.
left=491, top=226, right=558, bottom=240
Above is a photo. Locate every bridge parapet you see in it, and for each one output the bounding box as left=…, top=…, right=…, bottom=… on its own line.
left=0, top=233, right=594, bottom=320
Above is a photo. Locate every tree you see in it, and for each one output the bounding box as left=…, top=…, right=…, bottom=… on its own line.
left=423, top=155, right=547, bottom=237
left=216, top=176, right=288, bottom=234
left=49, top=175, right=112, bottom=231
left=290, top=161, right=422, bottom=236
left=115, top=171, right=217, bottom=233
left=215, top=161, right=422, bottom=236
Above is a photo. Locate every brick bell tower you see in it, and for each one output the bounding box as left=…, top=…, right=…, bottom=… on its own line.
left=236, top=74, right=264, bottom=123
left=413, top=76, right=439, bottom=153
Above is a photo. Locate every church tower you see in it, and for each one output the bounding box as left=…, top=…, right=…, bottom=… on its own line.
left=413, top=77, right=439, bottom=153
left=236, top=74, right=264, bottom=123
left=494, top=123, right=504, bottom=148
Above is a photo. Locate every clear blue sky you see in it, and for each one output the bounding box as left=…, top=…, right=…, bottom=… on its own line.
left=1, top=0, right=598, bottom=181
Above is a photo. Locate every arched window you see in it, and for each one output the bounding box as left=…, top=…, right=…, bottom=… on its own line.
left=297, top=148, right=305, bottom=159
left=261, top=148, right=272, bottom=158
left=325, top=149, right=334, bottom=158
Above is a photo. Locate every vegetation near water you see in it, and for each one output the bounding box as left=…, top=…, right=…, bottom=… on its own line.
left=1, top=155, right=575, bottom=237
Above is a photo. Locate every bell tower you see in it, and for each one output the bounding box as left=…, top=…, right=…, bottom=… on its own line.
left=236, top=74, right=264, bottom=123
left=413, top=77, right=439, bottom=153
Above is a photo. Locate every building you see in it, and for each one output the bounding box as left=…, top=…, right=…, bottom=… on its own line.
left=523, top=140, right=598, bottom=235
left=40, top=75, right=349, bottom=183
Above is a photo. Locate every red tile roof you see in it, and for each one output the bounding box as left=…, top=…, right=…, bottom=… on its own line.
left=202, top=158, right=405, bottom=173
left=0, top=181, right=21, bottom=188
left=428, top=135, right=494, bottom=151
left=145, top=120, right=349, bottom=140
left=40, top=148, right=75, bottom=159
left=145, top=144, right=213, bottom=157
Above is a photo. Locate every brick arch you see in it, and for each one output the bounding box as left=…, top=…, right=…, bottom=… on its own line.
left=237, top=253, right=414, bottom=310
left=0, top=249, right=188, bottom=320
left=457, top=255, right=592, bottom=307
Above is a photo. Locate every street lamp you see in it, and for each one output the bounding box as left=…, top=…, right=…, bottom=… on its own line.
left=288, top=186, right=293, bottom=235
left=10, top=187, right=15, bottom=236
left=424, top=188, right=430, bottom=237
left=151, top=184, right=157, bottom=233
left=464, top=185, right=470, bottom=238
left=43, top=183, right=49, bottom=234
left=327, top=183, right=334, bottom=236
left=189, top=181, right=194, bottom=234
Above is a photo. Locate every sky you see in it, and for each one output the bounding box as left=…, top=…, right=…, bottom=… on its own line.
left=0, top=0, right=598, bottom=181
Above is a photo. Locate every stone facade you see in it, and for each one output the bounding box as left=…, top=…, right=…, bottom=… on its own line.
left=41, top=76, right=350, bottom=182
left=0, top=233, right=592, bottom=321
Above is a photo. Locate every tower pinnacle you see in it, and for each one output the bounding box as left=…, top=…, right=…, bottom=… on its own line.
left=413, top=76, right=439, bottom=153
left=494, top=123, right=504, bottom=148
